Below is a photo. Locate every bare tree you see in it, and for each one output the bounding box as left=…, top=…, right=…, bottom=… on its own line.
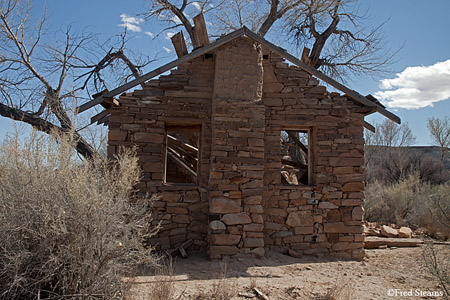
left=288, top=0, right=399, bottom=80
left=142, top=0, right=397, bottom=79
left=427, top=116, right=450, bottom=167
left=364, top=119, right=416, bottom=183
left=143, top=0, right=308, bottom=47
left=366, top=119, right=416, bottom=148
left=0, top=0, right=149, bottom=159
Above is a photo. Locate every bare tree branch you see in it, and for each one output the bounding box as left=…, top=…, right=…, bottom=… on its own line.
left=0, top=102, right=96, bottom=159
left=0, top=0, right=153, bottom=159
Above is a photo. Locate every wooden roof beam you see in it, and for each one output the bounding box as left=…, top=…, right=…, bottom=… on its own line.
left=76, top=27, right=246, bottom=114
left=90, top=108, right=110, bottom=124
left=193, top=13, right=209, bottom=47
left=364, top=121, right=375, bottom=133
left=242, top=28, right=401, bottom=124
left=171, top=31, right=188, bottom=58
left=285, top=130, right=308, bottom=155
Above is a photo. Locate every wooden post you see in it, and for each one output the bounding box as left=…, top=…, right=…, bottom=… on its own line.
left=301, top=47, right=311, bottom=66
left=193, top=13, right=210, bottom=47
left=171, top=31, right=188, bottom=58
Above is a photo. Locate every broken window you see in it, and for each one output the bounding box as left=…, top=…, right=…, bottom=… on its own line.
left=280, top=129, right=313, bottom=185
left=164, top=125, right=201, bottom=184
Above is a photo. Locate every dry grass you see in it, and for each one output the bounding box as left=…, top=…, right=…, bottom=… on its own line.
left=145, top=259, right=182, bottom=300
left=422, top=242, right=450, bottom=299
left=0, top=131, right=158, bottom=299
left=194, top=264, right=237, bottom=300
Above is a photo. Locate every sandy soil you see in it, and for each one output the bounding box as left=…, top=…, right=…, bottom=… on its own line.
left=131, top=244, right=449, bottom=300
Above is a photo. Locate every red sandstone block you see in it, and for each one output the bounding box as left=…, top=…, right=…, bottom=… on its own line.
left=341, top=199, right=364, bottom=206
left=210, top=234, right=241, bottom=245
left=243, top=223, right=264, bottom=232
left=166, top=206, right=188, bottom=214
left=329, top=157, right=364, bottom=167
left=210, top=197, right=241, bottom=214
left=108, top=130, right=127, bottom=141
left=244, top=238, right=264, bottom=248
left=133, top=132, right=164, bottom=143
left=342, top=182, right=364, bottom=192
left=209, top=246, right=239, bottom=256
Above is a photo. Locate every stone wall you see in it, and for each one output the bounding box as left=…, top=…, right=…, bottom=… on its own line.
left=108, top=55, right=215, bottom=251
left=261, top=51, right=366, bottom=260
left=207, top=38, right=266, bottom=259
left=107, top=36, right=367, bottom=260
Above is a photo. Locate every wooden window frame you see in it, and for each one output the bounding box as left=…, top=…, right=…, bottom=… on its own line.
left=280, top=126, right=315, bottom=186
left=163, top=124, right=201, bottom=185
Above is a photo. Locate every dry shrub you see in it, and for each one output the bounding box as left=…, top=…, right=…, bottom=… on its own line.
left=308, top=277, right=354, bottom=300
left=195, top=264, right=236, bottom=300
left=365, top=173, right=450, bottom=239
left=422, top=242, right=450, bottom=299
left=146, top=259, right=181, bottom=300
left=0, top=131, right=158, bottom=299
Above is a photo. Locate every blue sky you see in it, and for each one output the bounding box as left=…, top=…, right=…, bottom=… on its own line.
left=1, top=0, right=449, bottom=145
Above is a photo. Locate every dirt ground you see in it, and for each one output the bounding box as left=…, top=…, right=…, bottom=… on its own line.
left=130, top=244, right=449, bottom=300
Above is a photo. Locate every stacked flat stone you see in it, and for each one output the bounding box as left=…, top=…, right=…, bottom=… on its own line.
left=107, top=36, right=367, bottom=260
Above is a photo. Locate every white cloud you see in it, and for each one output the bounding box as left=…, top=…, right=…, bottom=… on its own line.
left=165, top=31, right=176, bottom=40
left=118, top=13, right=143, bottom=32
left=163, top=46, right=172, bottom=53
left=374, top=59, right=450, bottom=109
left=145, top=31, right=154, bottom=37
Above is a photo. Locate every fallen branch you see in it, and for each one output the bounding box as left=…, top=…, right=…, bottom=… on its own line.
left=253, top=287, right=270, bottom=300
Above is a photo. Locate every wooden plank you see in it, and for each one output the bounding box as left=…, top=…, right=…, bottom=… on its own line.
left=281, top=159, right=307, bottom=170
left=90, top=109, right=110, bottom=124
left=171, top=31, right=188, bottom=58
left=253, top=287, right=270, bottom=300
left=92, top=89, right=109, bottom=99
left=169, top=239, right=193, bottom=257
left=364, top=237, right=423, bottom=249
left=193, top=13, right=209, bottom=47
left=167, top=148, right=197, bottom=177
left=97, top=114, right=110, bottom=125
left=301, top=47, right=311, bottom=65
left=168, top=142, right=198, bottom=164
left=76, top=27, right=246, bottom=114
left=285, top=130, right=308, bottom=154
left=179, top=246, right=187, bottom=258
left=242, top=27, right=401, bottom=124
left=366, top=94, right=385, bottom=108
left=364, top=121, right=375, bottom=133
left=101, top=97, right=120, bottom=109
left=168, top=135, right=198, bottom=154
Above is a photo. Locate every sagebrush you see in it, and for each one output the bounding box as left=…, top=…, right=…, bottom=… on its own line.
left=365, top=174, right=450, bottom=239
left=0, top=131, right=158, bottom=299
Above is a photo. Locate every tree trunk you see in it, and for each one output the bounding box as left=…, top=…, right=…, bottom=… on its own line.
left=0, top=102, right=98, bottom=160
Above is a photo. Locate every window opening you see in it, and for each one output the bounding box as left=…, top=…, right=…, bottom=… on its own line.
left=165, top=125, right=200, bottom=184
left=280, top=129, right=310, bottom=185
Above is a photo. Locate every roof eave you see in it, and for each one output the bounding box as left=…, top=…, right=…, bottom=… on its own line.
left=76, top=26, right=400, bottom=125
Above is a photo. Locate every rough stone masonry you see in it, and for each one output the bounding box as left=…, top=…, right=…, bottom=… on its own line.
left=107, top=36, right=368, bottom=260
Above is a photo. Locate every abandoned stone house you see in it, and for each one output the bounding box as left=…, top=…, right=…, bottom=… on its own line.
left=78, top=25, right=400, bottom=260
